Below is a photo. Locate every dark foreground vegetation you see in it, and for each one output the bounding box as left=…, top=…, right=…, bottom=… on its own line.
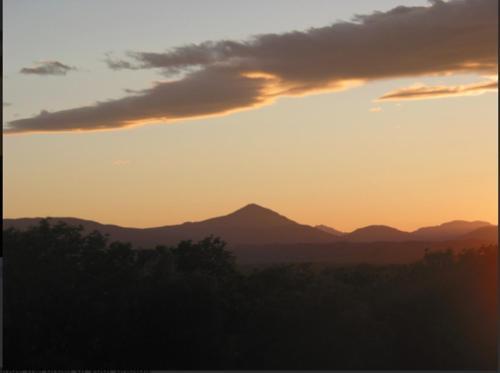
left=3, top=220, right=498, bottom=369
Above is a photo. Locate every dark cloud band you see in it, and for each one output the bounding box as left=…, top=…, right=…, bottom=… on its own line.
left=6, top=0, right=498, bottom=134
left=6, top=68, right=270, bottom=133
left=20, top=61, right=76, bottom=76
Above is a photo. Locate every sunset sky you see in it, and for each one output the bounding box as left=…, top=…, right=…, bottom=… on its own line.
left=3, top=0, right=498, bottom=231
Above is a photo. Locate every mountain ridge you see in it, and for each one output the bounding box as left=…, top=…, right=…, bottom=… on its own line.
left=315, top=225, right=346, bottom=236
left=410, top=220, right=492, bottom=241
left=342, top=225, right=412, bottom=242
left=3, top=203, right=496, bottom=247
left=3, top=204, right=336, bottom=246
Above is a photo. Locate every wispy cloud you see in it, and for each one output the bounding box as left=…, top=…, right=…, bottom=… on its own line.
left=369, top=107, right=382, bottom=113
left=112, top=159, right=131, bottom=166
left=20, top=61, right=77, bottom=76
left=377, top=79, right=498, bottom=101
left=6, top=0, right=498, bottom=134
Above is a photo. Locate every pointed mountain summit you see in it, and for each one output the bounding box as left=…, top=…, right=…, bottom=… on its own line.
left=167, top=203, right=336, bottom=244
left=4, top=208, right=494, bottom=249
left=3, top=204, right=337, bottom=247
left=203, top=203, right=298, bottom=227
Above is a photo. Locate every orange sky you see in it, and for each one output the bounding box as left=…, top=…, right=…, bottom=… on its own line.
left=3, top=0, right=498, bottom=231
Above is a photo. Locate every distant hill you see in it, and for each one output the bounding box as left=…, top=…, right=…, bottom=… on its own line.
left=144, top=204, right=340, bottom=245
left=411, top=220, right=492, bottom=241
left=3, top=204, right=338, bottom=247
left=459, top=225, right=498, bottom=242
left=315, top=225, right=345, bottom=236
left=344, top=225, right=412, bottom=242
left=339, top=221, right=495, bottom=243
left=4, top=205, right=496, bottom=264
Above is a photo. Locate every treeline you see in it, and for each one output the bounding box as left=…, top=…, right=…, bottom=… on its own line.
left=3, top=220, right=497, bottom=369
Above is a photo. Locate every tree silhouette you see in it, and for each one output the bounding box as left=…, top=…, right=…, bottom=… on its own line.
left=3, top=220, right=497, bottom=369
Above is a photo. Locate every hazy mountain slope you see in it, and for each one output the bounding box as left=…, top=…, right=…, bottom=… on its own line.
left=411, top=220, right=492, bottom=241
left=315, top=225, right=345, bottom=236
left=458, top=225, right=498, bottom=243
left=4, top=209, right=496, bottom=265
left=3, top=204, right=338, bottom=247
left=344, top=225, right=412, bottom=242
left=3, top=216, right=154, bottom=247
left=4, top=207, right=496, bottom=256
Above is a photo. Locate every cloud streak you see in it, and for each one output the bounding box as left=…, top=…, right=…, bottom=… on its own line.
left=112, top=159, right=131, bottom=166
left=20, top=61, right=77, bottom=76
left=6, top=0, right=498, bottom=134
left=377, top=79, right=498, bottom=101
left=7, top=68, right=271, bottom=133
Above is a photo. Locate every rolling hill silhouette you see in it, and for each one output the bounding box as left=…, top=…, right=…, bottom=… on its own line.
left=411, top=220, right=492, bottom=241
left=3, top=204, right=338, bottom=247
left=343, top=225, right=412, bottom=242
left=315, top=225, right=345, bottom=236
left=4, top=203, right=497, bottom=264
left=459, top=225, right=498, bottom=242
left=144, top=203, right=339, bottom=245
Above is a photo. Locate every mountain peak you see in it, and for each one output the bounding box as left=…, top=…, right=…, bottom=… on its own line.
left=231, top=203, right=283, bottom=216
left=182, top=203, right=336, bottom=244
left=238, top=203, right=267, bottom=211
left=219, top=203, right=297, bottom=226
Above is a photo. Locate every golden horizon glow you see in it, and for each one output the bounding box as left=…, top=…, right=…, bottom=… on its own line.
left=3, top=201, right=497, bottom=233
left=4, top=81, right=497, bottom=232
left=3, top=1, right=497, bottom=233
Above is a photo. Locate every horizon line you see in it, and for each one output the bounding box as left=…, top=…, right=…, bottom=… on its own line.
left=2, top=203, right=496, bottom=233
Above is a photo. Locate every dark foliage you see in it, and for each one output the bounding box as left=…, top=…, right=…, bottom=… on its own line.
left=3, top=220, right=497, bottom=369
